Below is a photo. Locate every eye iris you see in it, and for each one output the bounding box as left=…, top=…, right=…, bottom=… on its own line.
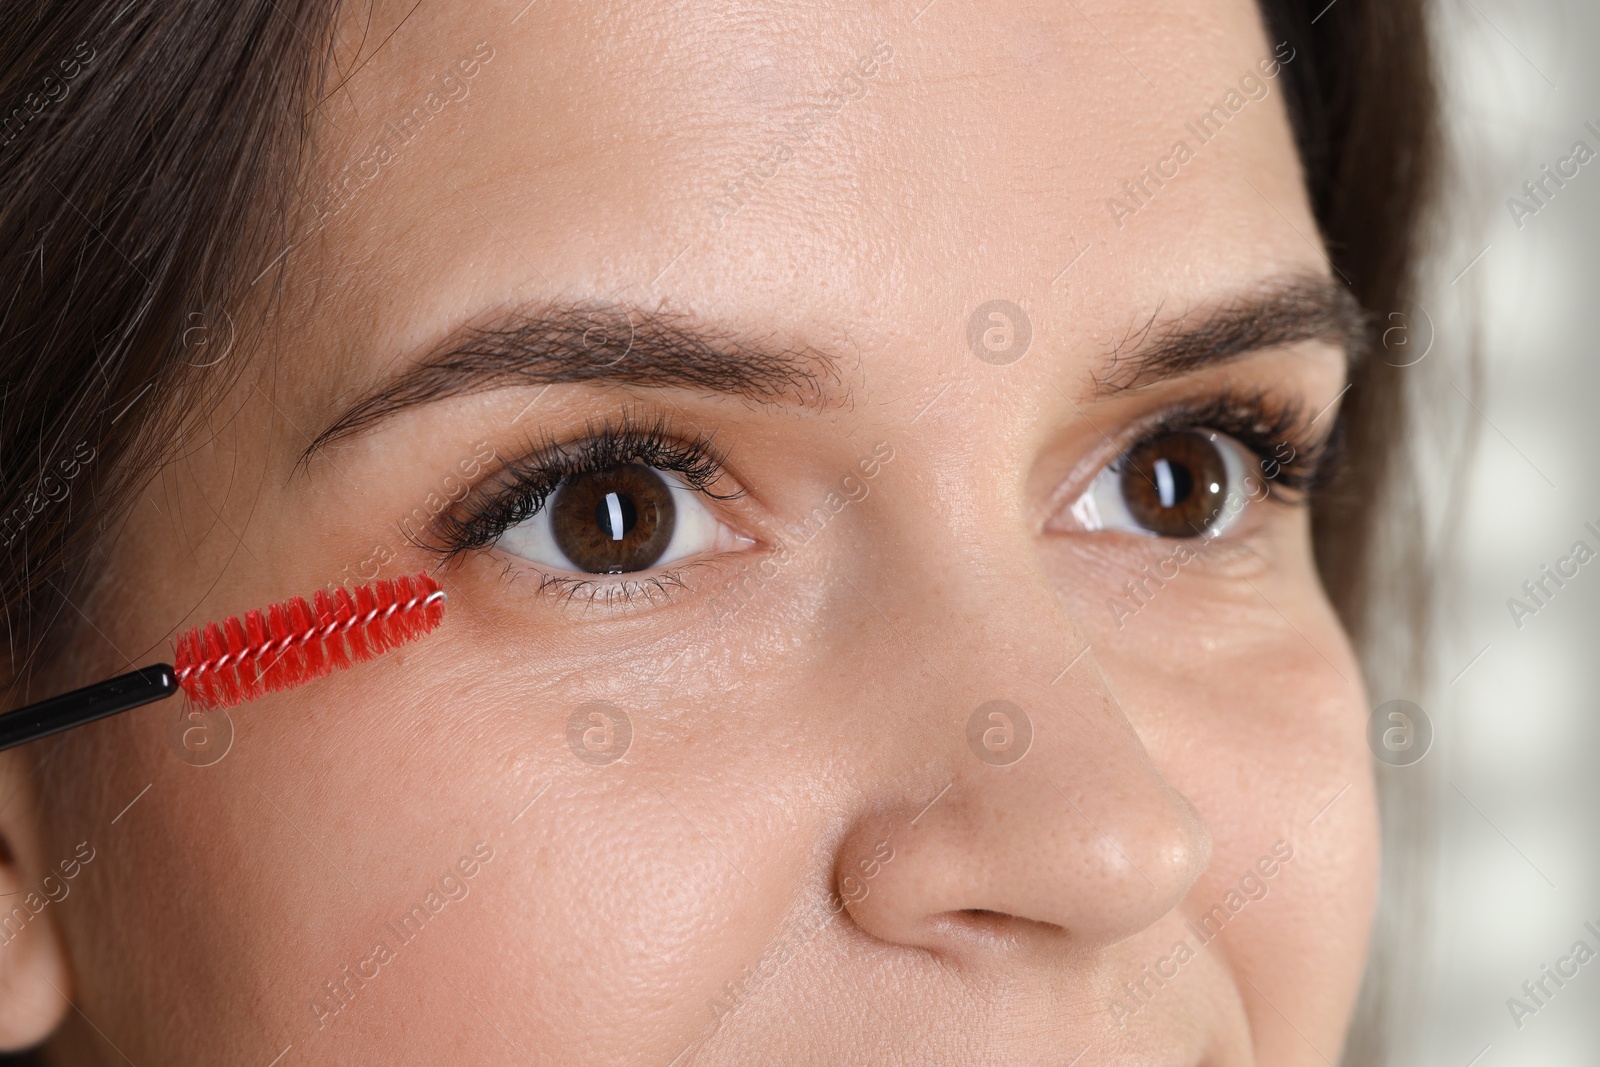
left=550, top=464, right=677, bottom=572
left=1120, top=431, right=1228, bottom=537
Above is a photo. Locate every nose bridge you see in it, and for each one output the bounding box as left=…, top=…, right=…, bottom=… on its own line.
left=832, top=496, right=1212, bottom=956
left=898, top=434, right=1093, bottom=686
left=858, top=461, right=1160, bottom=778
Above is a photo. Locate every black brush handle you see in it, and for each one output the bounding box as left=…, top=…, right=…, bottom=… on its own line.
left=0, top=664, right=178, bottom=752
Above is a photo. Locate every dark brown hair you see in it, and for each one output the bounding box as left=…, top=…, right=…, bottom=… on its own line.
left=1260, top=0, right=1441, bottom=655
left=0, top=2, right=345, bottom=701
left=1258, top=6, right=1442, bottom=1063
left=0, top=1, right=1437, bottom=1062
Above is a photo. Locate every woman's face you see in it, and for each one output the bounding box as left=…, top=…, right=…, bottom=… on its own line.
left=18, top=0, right=1378, bottom=1063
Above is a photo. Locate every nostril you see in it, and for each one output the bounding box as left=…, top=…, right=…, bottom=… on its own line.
left=952, top=908, right=1008, bottom=934
left=940, top=909, right=1068, bottom=940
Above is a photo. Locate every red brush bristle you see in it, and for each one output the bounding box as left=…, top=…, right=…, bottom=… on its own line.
left=311, top=590, right=352, bottom=673
left=339, top=585, right=372, bottom=663
left=243, top=610, right=270, bottom=697
left=172, top=572, right=446, bottom=710
left=224, top=614, right=260, bottom=703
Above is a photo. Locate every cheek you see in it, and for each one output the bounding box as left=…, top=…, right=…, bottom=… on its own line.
left=1143, top=660, right=1377, bottom=1060
left=40, top=668, right=565, bottom=1061
left=52, top=617, right=813, bottom=1064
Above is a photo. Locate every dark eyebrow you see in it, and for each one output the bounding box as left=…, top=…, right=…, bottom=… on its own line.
left=1092, top=272, right=1368, bottom=395
left=302, top=303, right=840, bottom=461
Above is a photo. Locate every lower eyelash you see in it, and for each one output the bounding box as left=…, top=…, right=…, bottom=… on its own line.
left=538, top=572, right=689, bottom=606
left=493, top=555, right=702, bottom=607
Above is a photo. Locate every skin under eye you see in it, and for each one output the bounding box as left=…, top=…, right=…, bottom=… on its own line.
left=495, top=463, right=747, bottom=574
left=1070, top=429, right=1262, bottom=539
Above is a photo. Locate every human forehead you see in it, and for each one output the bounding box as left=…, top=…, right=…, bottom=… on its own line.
left=287, top=0, right=1315, bottom=394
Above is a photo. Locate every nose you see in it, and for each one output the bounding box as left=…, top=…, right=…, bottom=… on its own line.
left=832, top=566, right=1211, bottom=960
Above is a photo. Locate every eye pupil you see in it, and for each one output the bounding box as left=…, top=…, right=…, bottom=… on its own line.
left=597, top=491, right=636, bottom=541
left=1120, top=431, right=1228, bottom=537
left=552, top=464, right=676, bottom=572
left=1152, top=457, right=1191, bottom=509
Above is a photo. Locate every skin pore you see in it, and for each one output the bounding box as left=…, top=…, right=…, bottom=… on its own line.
left=0, top=0, right=1378, bottom=1063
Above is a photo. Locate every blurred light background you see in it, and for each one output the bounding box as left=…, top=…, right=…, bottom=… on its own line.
left=1412, top=0, right=1600, bottom=1063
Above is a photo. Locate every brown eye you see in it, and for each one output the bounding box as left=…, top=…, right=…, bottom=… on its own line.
left=1118, top=431, right=1230, bottom=538
left=549, top=464, right=677, bottom=573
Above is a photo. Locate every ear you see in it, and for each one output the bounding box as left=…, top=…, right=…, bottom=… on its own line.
left=0, top=748, right=72, bottom=1050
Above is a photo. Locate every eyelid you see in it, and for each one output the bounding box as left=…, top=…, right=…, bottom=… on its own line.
left=1048, top=388, right=1337, bottom=536
left=416, top=408, right=745, bottom=565
left=1117, top=389, right=1336, bottom=498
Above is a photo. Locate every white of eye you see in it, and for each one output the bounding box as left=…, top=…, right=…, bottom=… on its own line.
left=1069, top=432, right=1257, bottom=538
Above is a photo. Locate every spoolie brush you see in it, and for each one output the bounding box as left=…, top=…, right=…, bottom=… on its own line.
left=173, top=572, right=445, bottom=710
left=0, top=572, right=446, bottom=751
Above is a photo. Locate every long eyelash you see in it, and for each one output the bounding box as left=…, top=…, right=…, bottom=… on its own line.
left=422, top=407, right=738, bottom=561
left=1118, top=388, right=1346, bottom=500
